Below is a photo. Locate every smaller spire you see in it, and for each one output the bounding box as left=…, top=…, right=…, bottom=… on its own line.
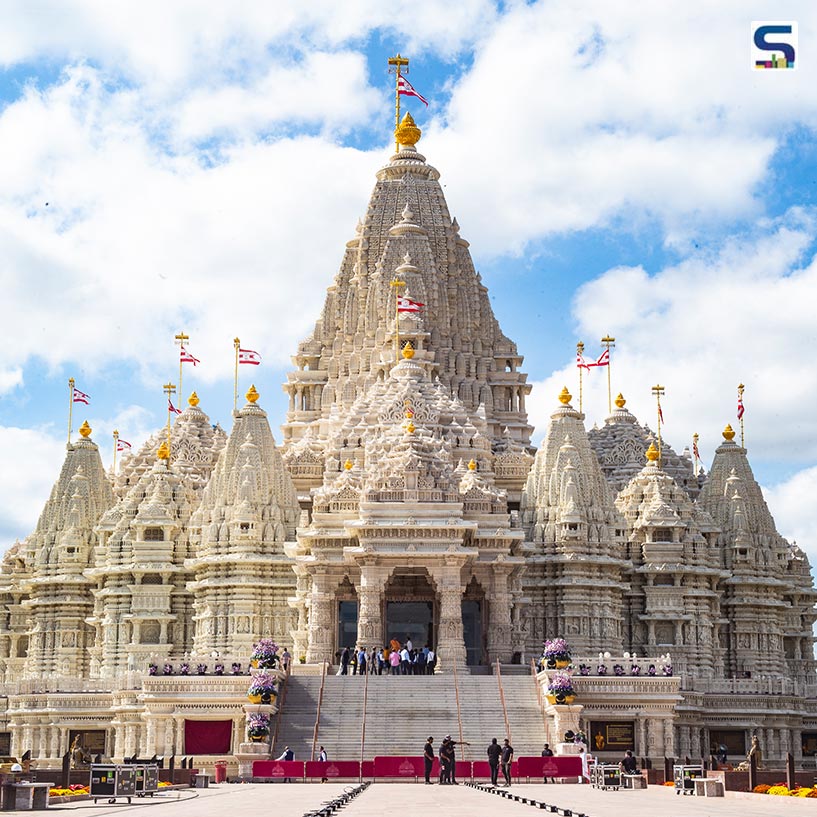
left=645, top=442, right=659, bottom=463
left=467, top=459, right=477, bottom=471
left=157, top=441, right=170, bottom=461
left=558, top=386, right=572, bottom=405
left=722, top=423, right=736, bottom=441
left=188, top=391, right=200, bottom=407
left=79, top=420, right=92, bottom=439
left=402, top=341, right=415, bottom=359
left=615, top=393, right=626, bottom=409
left=246, top=385, right=260, bottom=404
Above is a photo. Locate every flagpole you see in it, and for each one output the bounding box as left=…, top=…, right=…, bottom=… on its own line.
left=113, top=429, right=119, bottom=475
left=651, top=384, right=665, bottom=467
left=163, top=382, right=176, bottom=451
left=576, top=341, right=585, bottom=414
left=388, top=54, right=410, bottom=152
left=601, top=335, right=615, bottom=414
left=175, top=331, right=189, bottom=402
left=692, top=432, right=699, bottom=477
left=233, top=338, right=240, bottom=414
left=67, top=377, right=75, bottom=445
left=738, top=382, right=745, bottom=448
left=390, top=279, right=406, bottom=362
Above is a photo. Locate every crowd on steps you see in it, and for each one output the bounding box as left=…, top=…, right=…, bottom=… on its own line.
left=337, top=637, right=436, bottom=675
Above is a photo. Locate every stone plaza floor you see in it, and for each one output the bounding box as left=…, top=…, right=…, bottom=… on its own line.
left=52, top=782, right=817, bottom=816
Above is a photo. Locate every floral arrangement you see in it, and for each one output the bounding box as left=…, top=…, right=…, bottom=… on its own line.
left=543, top=638, right=571, bottom=661
left=647, top=665, right=656, bottom=676
left=578, top=664, right=591, bottom=676
left=573, top=730, right=587, bottom=744
left=613, top=664, right=625, bottom=676
left=631, top=664, right=641, bottom=676
left=247, top=713, right=270, bottom=739
left=753, top=784, right=771, bottom=794
left=148, top=663, right=158, bottom=676
left=49, top=784, right=90, bottom=797
left=180, top=662, right=190, bottom=676
left=250, top=638, right=279, bottom=669
left=662, top=664, right=673, bottom=676
left=547, top=671, right=575, bottom=700
left=597, top=664, right=608, bottom=675
left=248, top=670, right=278, bottom=698
left=767, top=785, right=792, bottom=796
left=196, top=663, right=207, bottom=675
left=163, top=663, right=173, bottom=675
left=231, top=662, right=242, bottom=675
left=214, top=662, right=224, bottom=676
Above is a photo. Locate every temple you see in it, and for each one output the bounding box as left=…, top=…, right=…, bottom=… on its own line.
left=0, top=110, right=814, bottom=769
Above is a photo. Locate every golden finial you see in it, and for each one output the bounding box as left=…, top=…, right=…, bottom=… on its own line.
left=157, top=441, right=170, bottom=460
left=558, top=386, right=572, bottom=405
left=402, top=341, right=415, bottom=359
left=395, top=112, right=421, bottom=147
left=188, top=391, right=200, bottom=407
left=645, top=442, right=659, bottom=462
left=78, top=420, right=92, bottom=439
left=723, top=424, right=736, bottom=441
left=467, top=459, right=477, bottom=471
left=406, top=420, right=416, bottom=434
left=246, top=385, right=259, bottom=404
left=344, top=459, right=353, bottom=471
left=615, top=393, right=626, bottom=409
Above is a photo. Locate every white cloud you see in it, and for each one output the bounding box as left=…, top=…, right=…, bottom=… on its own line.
left=763, top=468, right=817, bottom=560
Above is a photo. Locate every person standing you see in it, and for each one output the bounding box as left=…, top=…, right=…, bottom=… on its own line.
left=439, top=738, right=453, bottom=784
left=340, top=646, right=350, bottom=675
left=541, top=743, right=554, bottom=783
left=446, top=735, right=470, bottom=785
left=426, top=647, right=436, bottom=675
left=275, top=745, right=294, bottom=782
left=389, top=648, right=401, bottom=675
left=281, top=648, right=291, bottom=672
left=400, top=645, right=410, bottom=675
left=318, top=745, right=328, bottom=782
left=358, top=646, right=367, bottom=676
left=501, top=738, right=514, bottom=787
left=423, top=736, right=435, bottom=784
left=487, top=738, right=501, bottom=786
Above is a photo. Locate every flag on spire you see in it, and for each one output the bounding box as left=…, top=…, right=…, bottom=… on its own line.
left=168, top=398, right=182, bottom=415
left=397, top=296, right=424, bottom=313
left=397, top=75, right=429, bottom=106
left=594, top=348, right=610, bottom=367
left=576, top=352, right=591, bottom=370
left=116, top=438, right=132, bottom=452
left=693, top=437, right=701, bottom=463
left=737, top=395, right=745, bottom=419
left=238, top=348, right=261, bottom=365
left=72, top=387, right=90, bottom=405
left=180, top=346, right=200, bottom=366
left=658, top=404, right=664, bottom=424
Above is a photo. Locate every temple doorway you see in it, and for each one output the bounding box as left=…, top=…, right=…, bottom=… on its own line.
left=336, top=577, right=358, bottom=650
left=463, top=577, right=486, bottom=665
left=384, top=569, right=436, bottom=649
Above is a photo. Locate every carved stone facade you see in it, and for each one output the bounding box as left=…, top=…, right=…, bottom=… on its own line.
left=0, top=121, right=814, bottom=767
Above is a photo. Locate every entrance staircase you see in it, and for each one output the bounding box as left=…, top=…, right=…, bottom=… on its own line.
left=272, top=666, right=550, bottom=762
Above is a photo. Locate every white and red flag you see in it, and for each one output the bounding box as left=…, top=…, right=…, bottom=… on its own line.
left=594, top=348, right=610, bottom=367
left=658, top=405, right=664, bottom=424
left=238, top=348, right=261, bottom=365
left=397, top=296, right=424, bottom=313
left=693, top=438, right=702, bottom=463
left=397, top=75, right=429, bottom=106
left=168, top=398, right=182, bottom=415
left=180, top=346, right=200, bottom=366
left=116, top=439, right=132, bottom=452
left=72, top=387, right=90, bottom=405
left=576, top=352, right=591, bottom=370
left=737, top=396, right=745, bottom=420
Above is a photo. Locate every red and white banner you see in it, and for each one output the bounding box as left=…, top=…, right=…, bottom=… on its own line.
left=116, top=439, right=132, bottom=452
left=693, top=439, right=702, bottom=462
left=72, top=387, right=90, bottom=405
left=594, top=348, right=610, bottom=367
left=180, top=346, right=200, bottom=366
left=658, top=405, right=664, bottom=424
left=577, top=349, right=609, bottom=369
left=397, top=75, right=429, bottom=106
left=238, top=348, right=261, bottom=365
left=168, top=398, right=182, bottom=415
left=397, top=296, right=424, bottom=313
left=737, top=396, right=745, bottom=420
left=576, top=352, right=591, bottom=370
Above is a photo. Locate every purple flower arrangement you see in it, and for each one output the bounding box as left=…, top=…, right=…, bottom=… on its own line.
left=148, top=663, right=158, bottom=676
left=662, top=664, right=673, bottom=676
left=163, top=663, right=173, bottom=675
left=547, top=671, right=575, bottom=701
left=247, top=713, right=270, bottom=739
left=647, top=664, right=656, bottom=676
left=214, top=663, right=225, bottom=676
left=196, top=663, right=207, bottom=675
left=180, top=662, right=190, bottom=676
left=542, top=638, right=571, bottom=661
left=597, top=664, right=608, bottom=675
left=631, top=664, right=641, bottom=676
left=231, top=662, right=242, bottom=675
left=250, top=639, right=279, bottom=669
left=578, top=663, right=591, bottom=676
left=613, top=664, right=625, bottom=676
left=248, top=670, right=278, bottom=700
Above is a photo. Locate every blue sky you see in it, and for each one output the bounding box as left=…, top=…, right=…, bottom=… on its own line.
left=1, top=1, right=816, bottom=561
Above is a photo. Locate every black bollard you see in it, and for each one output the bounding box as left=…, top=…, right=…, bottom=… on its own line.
left=748, top=752, right=757, bottom=791
left=60, top=751, right=71, bottom=789
left=786, top=752, right=795, bottom=791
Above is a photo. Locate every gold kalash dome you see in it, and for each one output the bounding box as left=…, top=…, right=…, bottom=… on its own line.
left=0, top=55, right=814, bottom=771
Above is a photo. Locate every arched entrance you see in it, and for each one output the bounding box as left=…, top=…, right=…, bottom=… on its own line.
left=384, top=568, right=436, bottom=650
left=336, top=576, right=358, bottom=651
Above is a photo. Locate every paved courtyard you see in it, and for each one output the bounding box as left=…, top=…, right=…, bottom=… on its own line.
left=51, top=782, right=817, bottom=817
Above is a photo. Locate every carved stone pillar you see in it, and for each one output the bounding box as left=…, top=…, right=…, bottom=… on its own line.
left=678, top=725, right=690, bottom=758
left=690, top=726, right=701, bottom=759
left=638, top=717, right=648, bottom=757
left=145, top=719, right=157, bottom=757
left=49, top=727, right=59, bottom=758
left=175, top=718, right=185, bottom=756
left=163, top=719, right=174, bottom=756
left=486, top=568, right=513, bottom=664
left=306, top=571, right=336, bottom=664
left=434, top=563, right=466, bottom=672
left=356, top=566, right=386, bottom=648
left=664, top=719, right=676, bottom=758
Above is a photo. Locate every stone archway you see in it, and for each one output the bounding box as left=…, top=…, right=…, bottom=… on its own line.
left=383, top=568, right=437, bottom=651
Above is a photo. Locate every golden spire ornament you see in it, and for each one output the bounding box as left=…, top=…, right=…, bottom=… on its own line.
left=78, top=420, right=92, bottom=439
left=246, top=384, right=259, bottom=404
left=558, top=386, right=572, bottom=405
left=387, top=53, right=410, bottom=151
left=651, top=384, right=665, bottom=467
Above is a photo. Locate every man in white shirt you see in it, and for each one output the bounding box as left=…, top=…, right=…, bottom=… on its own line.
left=400, top=646, right=410, bottom=675
left=275, top=746, right=294, bottom=782
left=426, top=648, right=436, bottom=674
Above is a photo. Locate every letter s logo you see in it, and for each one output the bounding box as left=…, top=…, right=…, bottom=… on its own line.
left=754, top=24, right=795, bottom=64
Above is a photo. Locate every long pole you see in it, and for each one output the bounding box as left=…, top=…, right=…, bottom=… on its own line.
left=390, top=279, right=405, bottom=362
left=175, top=331, right=189, bottom=402
left=163, top=382, right=176, bottom=450
left=652, top=384, right=665, bottom=466
left=112, top=429, right=119, bottom=474
left=387, top=54, right=410, bottom=151
left=601, top=335, right=616, bottom=414
left=738, top=383, right=745, bottom=449
left=233, top=338, right=240, bottom=414
left=67, top=377, right=75, bottom=444
left=576, top=341, right=585, bottom=414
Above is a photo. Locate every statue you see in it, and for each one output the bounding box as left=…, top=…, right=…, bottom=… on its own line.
left=70, top=736, right=91, bottom=768
left=747, top=734, right=763, bottom=768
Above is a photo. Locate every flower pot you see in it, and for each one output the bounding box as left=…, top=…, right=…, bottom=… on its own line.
left=555, top=659, right=571, bottom=669
left=249, top=733, right=268, bottom=743
left=564, top=694, right=576, bottom=704
left=250, top=659, right=259, bottom=669
left=261, top=691, right=272, bottom=705
left=545, top=694, right=557, bottom=704
left=247, top=693, right=262, bottom=704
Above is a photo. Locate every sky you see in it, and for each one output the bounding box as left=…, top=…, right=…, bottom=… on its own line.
left=1, top=1, right=816, bottom=565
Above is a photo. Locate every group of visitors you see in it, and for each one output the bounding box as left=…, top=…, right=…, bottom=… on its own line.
left=339, top=638, right=436, bottom=675
left=422, top=736, right=513, bottom=787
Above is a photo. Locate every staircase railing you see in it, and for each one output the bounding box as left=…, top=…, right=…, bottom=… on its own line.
left=495, top=661, right=511, bottom=744
left=270, top=660, right=292, bottom=757
left=359, top=659, right=370, bottom=772
left=452, top=659, right=467, bottom=759
left=531, top=657, right=549, bottom=743
left=310, top=660, right=328, bottom=762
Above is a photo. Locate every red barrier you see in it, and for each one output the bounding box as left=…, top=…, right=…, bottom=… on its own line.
left=472, top=760, right=519, bottom=780
left=454, top=761, right=472, bottom=779
left=361, top=761, right=375, bottom=779
left=304, top=761, right=362, bottom=779
left=517, top=756, right=583, bottom=779
left=252, top=760, right=304, bottom=780
left=373, top=756, right=426, bottom=778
